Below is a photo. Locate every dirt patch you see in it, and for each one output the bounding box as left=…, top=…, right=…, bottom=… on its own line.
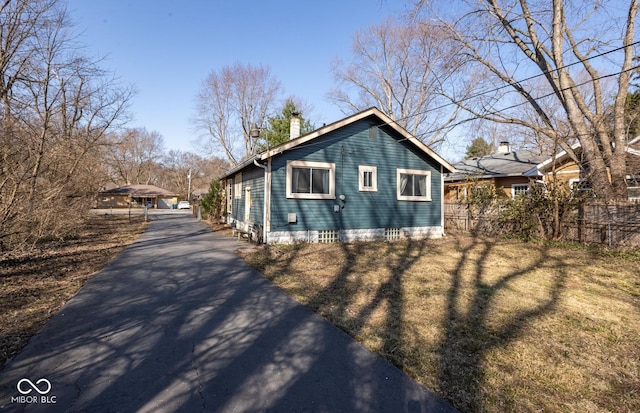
left=0, top=214, right=147, bottom=368
left=202, top=220, right=234, bottom=237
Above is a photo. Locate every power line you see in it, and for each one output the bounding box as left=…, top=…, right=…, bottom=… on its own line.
left=416, top=64, right=640, bottom=139
left=370, top=40, right=640, bottom=137
left=275, top=43, right=640, bottom=158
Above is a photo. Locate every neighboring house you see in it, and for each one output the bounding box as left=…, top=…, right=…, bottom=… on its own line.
left=529, top=136, right=640, bottom=200
left=219, top=107, right=455, bottom=244
left=444, top=142, right=545, bottom=200
left=97, top=184, right=179, bottom=209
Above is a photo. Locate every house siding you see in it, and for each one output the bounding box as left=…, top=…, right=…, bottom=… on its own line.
left=229, top=165, right=264, bottom=227
left=542, top=160, right=582, bottom=187
left=495, top=176, right=534, bottom=197
left=268, top=119, right=443, bottom=236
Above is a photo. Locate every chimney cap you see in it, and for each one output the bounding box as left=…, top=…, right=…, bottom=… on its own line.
left=497, top=141, right=512, bottom=153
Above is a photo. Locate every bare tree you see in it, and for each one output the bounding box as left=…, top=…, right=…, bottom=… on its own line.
left=159, top=150, right=229, bottom=197
left=106, top=128, right=165, bottom=186
left=416, top=0, right=639, bottom=201
left=0, top=0, right=133, bottom=249
left=328, top=17, right=466, bottom=147
left=193, top=62, right=282, bottom=165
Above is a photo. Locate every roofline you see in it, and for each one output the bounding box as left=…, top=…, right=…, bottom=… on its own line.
left=536, top=135, right=640, bottom=173
left=259, top=107, right=455, bottom=171
left=445, top=171, right=541, bottom=182
left=99, top=185, right=179, bottom=197
left=221, top=107, right=455, bottom=178
left=219, top=155, right=259, bottom=179
left=535, top=142, right=582, bottom=172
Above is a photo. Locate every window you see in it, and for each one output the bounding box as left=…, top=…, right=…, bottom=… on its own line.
left=397, top=169, right=431, bottom=201
left=234, top=173, right=242, bottom=199
left=569, top=178, right=592, bottom=193
left=358, top=166, right=377, bottom=192
left=286, top=161, right=335, bottom=199
left=226, top=179, right=233, bottom=213
left=511, top=184, right=530, bottom=198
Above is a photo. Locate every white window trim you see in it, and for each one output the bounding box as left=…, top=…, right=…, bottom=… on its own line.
left=511, top=183, right=530, bottom=198
left=226, top=179, right=233, bottom=213
left=286, top=160, right=336, bottom=200
left=397, top=168, right=431, bottom=201
left=358, top=165, right=377, bottom=192
left=234, top=173, right=242, bottom=199
left=626, top=175, right=640, bottom=200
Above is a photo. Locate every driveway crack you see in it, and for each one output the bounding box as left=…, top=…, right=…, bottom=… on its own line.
left=191, top=342, right=206, bottom=411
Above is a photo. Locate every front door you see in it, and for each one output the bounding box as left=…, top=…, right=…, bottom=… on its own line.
left=244, top=187, right=251, bottom=225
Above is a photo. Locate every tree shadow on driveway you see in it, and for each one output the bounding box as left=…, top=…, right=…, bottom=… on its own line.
left=0, top=214, right=454, bottom=412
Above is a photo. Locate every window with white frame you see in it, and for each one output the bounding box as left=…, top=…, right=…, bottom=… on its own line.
left=569, top=178, right=592, bottom=193
left=226, top=179, right=233, bottom=213
left=511, top=183, right=530, bottom=198
left=234, top=173, right=242, bottom=199
left=358, top=165, right=377, bottom=192
left=397, top=169, right=431, bottom=201
left=286, top=160, right=335, bottom=199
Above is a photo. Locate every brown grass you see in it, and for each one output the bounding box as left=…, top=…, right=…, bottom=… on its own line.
left=0, top=214, right=147, bottom=368
left=241, top=235, right=640, bottom=413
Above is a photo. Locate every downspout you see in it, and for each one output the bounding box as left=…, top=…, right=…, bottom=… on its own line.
left=254, top=159, right=268, bottom=244
left=441, top=165, right=445, bottom=236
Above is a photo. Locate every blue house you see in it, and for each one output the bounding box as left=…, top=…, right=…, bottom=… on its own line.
left=220, top=107, right=455, bottom=244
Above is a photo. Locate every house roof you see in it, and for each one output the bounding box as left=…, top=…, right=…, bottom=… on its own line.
left=533, top=136, right=640, bottom=174
left=100, top=184, right=177, bottom=197
left=530, top=142, right=582, bottom=175
left=221, top=107, right=455, bottom=178
left=627, top=135, right=640, bottom=157
left=446, top=150, right=545, bottom=182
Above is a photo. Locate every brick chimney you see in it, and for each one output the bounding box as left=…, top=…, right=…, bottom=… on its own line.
left=290, top=112, right=300, bottom=140
left=497, top=141, right=512, bottom=154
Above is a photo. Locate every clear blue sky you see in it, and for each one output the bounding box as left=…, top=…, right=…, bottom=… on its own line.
left=66, top=0, right=410, bottom=155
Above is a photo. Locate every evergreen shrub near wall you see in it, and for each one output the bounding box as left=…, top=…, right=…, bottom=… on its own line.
left=200, top=180, right=224, bottom=221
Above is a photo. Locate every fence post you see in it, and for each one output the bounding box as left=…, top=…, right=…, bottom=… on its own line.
left=577, top=202, right=584, bottom=243
left=466, top=204, right=470, bottom=232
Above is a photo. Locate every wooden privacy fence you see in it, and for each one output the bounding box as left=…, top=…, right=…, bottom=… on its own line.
left=444, top=201, right=640, bottom=247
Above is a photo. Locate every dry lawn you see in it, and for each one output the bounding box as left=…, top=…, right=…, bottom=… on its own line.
left=0, top=214, right=147, bottom=368
left=242, top=235, right=640, bottom=413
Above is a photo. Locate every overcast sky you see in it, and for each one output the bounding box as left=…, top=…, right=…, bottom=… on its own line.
left=66, top=0, right=410, bottom=156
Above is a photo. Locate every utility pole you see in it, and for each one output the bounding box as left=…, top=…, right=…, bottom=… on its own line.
left=187, top=168, right=192, bottom=202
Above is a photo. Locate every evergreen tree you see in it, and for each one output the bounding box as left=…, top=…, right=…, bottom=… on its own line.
left=256, top=99, right=314, bottom=152
left=200, top=179, right=223, bottom=220
left=626, top=90, right=640, bottom=138
left=465, top=138, right=493, bottom=159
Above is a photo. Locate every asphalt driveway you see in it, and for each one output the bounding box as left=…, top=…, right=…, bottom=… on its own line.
left=0, top=214, right=456, bottom=412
